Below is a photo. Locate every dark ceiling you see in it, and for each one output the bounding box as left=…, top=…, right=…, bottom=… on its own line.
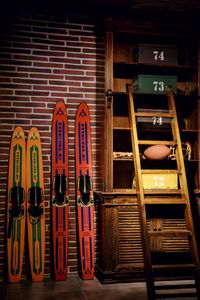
left=71, top=0, right=200, bottom=13
left=1, top=0, right=200, bottom=25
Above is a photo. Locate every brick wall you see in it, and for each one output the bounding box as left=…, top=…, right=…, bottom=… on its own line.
left=0, top=12, right=105, bottom=281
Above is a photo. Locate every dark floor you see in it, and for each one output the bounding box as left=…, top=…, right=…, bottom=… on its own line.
left=0, top=275, right=198, bottom=300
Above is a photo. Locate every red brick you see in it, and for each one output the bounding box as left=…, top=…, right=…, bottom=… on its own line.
left=0, top=71, right=29, bottom=78
left=13, top=78, right=48, bottom=85
left=53, top=69, right=84, bottom=75
left=13, top=42, right=48, bottom=50
left=32, top=50, right=65, bottom=57
left=17, top=66, right=52, bottom=73
left=30, top=73, right=63, bottom=79
left=33, top=62, right=64, bottom=68
left=50, top=45, right=81, bottom=52
left=13, top=54, right=48, bottom=62
left=33, top=38, right=65, bottom=45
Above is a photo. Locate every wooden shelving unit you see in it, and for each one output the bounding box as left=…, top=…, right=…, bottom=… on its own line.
left=96, top=17, right=200, bottom=285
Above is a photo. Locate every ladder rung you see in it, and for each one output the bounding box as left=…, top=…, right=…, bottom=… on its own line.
left=155, top=283, right=196, bottom=290
left=144, top=189, right=182, bottom=195
left=144, top=198, right=186, bottom=204
left=138, top=140, right=175, bottom=145
left=148, top=230, right=192, bottom=237
left=152, top=264, right=196, bottom=271
left=135, top=112, right=174, bottom=118
left=141, top=169, right=181, bottom=174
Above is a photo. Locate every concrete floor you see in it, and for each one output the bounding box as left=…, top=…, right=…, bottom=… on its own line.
left=0, top=275, right=198, bottom=300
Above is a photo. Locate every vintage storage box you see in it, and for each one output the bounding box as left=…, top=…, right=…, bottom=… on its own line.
left=132, top=173, right=178, bottom=189
left=135, top=43, right=178, bottom=66
left=133, top=75, right=177, bottom=94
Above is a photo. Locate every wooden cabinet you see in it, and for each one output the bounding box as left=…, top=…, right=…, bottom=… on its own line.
left=96, top=193, right=144, bottom=282
left=96, top=17, right=200, bottom=283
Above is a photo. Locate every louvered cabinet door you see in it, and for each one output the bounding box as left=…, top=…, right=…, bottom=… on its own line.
left=111, top=204, right=144, bottom=273
left=148, top=218, right=190, bottom=253
left=96, top=195, right=145, bottom=282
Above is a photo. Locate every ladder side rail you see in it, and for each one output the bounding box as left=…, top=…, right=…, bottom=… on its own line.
left=167, top=86, right=200, bottom=275
left=167, top=87, right=189, bottom=199
left=127, top=84, right=156, bottom=299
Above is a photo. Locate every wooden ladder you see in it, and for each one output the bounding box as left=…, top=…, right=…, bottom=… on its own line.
left=127, top=84, right=200, bottom=299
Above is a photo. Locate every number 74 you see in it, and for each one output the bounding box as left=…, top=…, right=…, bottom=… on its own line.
left=153, top=50, right=164, bottom=61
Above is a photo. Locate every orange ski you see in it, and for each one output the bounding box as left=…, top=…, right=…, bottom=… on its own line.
left=7, top=127, right=26, bottom=282
left=52, top=100, right=69, bottom=280
left=75, top=102, right=95, bottom=280
left=27, top=127, right=45, bottom=282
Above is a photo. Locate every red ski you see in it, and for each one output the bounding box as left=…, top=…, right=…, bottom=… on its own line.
left=52, top=100, right=69, bottom=280
left=75, top=102, right=95, bottom=280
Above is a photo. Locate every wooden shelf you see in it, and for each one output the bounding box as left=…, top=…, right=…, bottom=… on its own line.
left=114, top=63, right=197, bottom=81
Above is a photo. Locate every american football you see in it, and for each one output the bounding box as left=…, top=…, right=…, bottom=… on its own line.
left=143, top=144, right=170, bottom=160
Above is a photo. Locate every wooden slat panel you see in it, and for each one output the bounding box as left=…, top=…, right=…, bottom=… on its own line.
left=117, top=206, right=144, bottom=264
left=147, top=219, right=190, bottom=252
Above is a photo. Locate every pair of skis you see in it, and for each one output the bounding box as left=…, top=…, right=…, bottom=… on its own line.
left=7, top=127, right=45, bottom=282
left=7, top=101, right=94, bottom=282
left=52, top=101, right=94, bottom=280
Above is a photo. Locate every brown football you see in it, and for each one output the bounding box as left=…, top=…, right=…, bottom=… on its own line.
left=143, top=145, right=170, bottom=160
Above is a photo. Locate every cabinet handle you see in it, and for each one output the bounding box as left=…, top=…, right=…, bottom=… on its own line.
left=106, top=89, right=113, bottom=108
